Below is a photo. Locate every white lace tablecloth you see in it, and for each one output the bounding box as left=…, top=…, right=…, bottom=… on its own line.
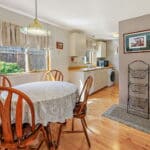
left=13, top=81, right=78, bottom=125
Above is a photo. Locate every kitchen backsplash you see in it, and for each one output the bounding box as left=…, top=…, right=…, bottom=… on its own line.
left=69, top=56, right=86, bottom=67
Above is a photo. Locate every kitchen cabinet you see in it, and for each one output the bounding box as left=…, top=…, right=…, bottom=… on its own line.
left=99, top=68, right=108, bottom=88
left=94, top=69, right=101, bottom=91
left=94, top=68, right=108, bottom=91
left=86, top=38, right=96, bottom=51
left=83, top=70, right=95, bottom=94
left=69, top=32, right=86, bottom=56
left=69, top=68, right=109, bottom=95
left=69, top=70, right=94, bottom=94
left=96, top=41, right=106, bottom=58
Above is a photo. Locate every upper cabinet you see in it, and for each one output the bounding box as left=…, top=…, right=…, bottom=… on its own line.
left=69, top=32, right=86, bottom=56
left=96, top=41, right=106, bottom=58
left=86, top=38, right=96, bottom=51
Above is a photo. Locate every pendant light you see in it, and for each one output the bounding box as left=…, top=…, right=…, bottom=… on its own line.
left=20, top=0, right=51, bottom=36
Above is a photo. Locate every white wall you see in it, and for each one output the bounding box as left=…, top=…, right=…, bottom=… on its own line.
left=119, top=14, right=150, bottom=106
left=106, top=40, right=119, bottom=84
left=50, top=27, right=69, bottom=80
left=0, top=7, right=69, bottom=82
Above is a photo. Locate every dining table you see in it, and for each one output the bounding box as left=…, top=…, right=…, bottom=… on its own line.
left=12, top=81, right=78, bottom=125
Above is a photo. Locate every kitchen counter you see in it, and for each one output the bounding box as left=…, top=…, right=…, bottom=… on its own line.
left=68, top=66, right=86, bottom=70
left=80, top=66, right=112, bottom=72
left=69, top=66, right=113, bottom=72
left=69, top=66, right=112, bottom=95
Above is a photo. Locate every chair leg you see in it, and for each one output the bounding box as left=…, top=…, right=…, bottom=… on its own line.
left=45, top=125, right=53, bottom=148
left=72, top=118, right=74, bottom=131
left=83, top=118, right=88, bottom=128
left=81, top=119, right=91, bottom=148
left=56, top=123, right=63, bottom=149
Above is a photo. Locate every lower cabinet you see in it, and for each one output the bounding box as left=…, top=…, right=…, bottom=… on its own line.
left=69, top=68, right=108, bottom=95
left=93, top=68, right=108, bottom=92
left=83, top=70, right=95, bottom=94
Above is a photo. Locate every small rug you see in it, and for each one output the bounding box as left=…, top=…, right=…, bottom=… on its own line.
left=102, top=104, right=150, bottom=134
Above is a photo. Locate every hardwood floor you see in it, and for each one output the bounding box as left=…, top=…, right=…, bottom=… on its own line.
left=58, top=85, right=150, bottom=150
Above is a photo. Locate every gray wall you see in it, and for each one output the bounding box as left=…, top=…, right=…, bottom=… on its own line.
left=119, top=14, right=150, bottom=106
left=106, top=40, right=119, bottom=84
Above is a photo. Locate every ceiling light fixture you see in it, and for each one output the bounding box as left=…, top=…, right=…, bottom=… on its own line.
left=112, top=33, right=119, bottom=38
left=20, top=0, right=51, bottom=36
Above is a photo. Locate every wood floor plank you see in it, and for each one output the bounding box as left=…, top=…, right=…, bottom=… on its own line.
left=58, top=85, right=150, bottom=150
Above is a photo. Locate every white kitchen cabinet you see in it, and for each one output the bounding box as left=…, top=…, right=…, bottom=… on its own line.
left=93, top=69, right=101, bottom=91
left=83, top=71, right=95, bottom=94
left=99, top=69, right=108, bottom=88
left=70, top=32, right=86, bottom=56
left=69, top=70, right=94, bottom=95
left=96, top=41, right=106, bottom=58
left=69, top=68, right=109, bottom=95
left=86, top=38, right=96, bottom=51
left=94, top=68, right=108, bottom=91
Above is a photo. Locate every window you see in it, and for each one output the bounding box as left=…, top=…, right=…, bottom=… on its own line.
left=0, top=46, right=47, bottom=74
left=28, top=48, right=47, bottom=71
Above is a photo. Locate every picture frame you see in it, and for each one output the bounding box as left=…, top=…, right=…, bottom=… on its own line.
left=123, top=29, right=150, bottom=53
left=56, top=42, right=63, bottom=49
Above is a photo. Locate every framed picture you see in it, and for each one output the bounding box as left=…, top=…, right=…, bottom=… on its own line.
left=56, top=42, right=63, bottom=49
left=124, top=29, right=150, bottom=53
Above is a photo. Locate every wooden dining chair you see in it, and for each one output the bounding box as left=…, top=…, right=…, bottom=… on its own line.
left=0, top=86, right=50, bottom=150
left=64, top=75, right=93, bottom=148
left=0, top=99, right=3, bottom=143
left=0, top=75, right=12, bottom=87
left=43, top=70, right=64, bottom=81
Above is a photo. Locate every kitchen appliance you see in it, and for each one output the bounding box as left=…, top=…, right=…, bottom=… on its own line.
left=107, top=68, right=115, bottom=86
left=97, top=59, right=109, bottom=67
left=104, top=60, right=109, bottom=67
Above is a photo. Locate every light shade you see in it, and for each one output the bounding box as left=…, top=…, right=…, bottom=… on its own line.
left=20, top=18, right=51, bottom=36
left=112, top=33, right=119, bottom=38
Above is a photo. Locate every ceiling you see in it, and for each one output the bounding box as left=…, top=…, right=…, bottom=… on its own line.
left=0, top=0, right=150, bottom=40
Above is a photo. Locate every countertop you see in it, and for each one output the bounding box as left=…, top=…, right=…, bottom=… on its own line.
left=68, top=66, right=113, bottom=72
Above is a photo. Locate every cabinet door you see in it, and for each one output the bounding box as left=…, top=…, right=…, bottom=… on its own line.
left=86, top=38, right=96, bottom=51
left=79, top=33, right=86, bottom=56
left=70, top=33, right=76, bottom=56
left=69, top=71, right=84, bottom=93
left=100, top=69, right=108, bottom=88
left=69, top=32, right=86, bottom=56
left=96, top=42, right=106, bottom=58
left=94, top=69, right=101, bottom=91
left=84, top=71, right=94, bottom=94
left=93, top=69, right=108, bottom=92
left=101, top=42, right=106, bottom=57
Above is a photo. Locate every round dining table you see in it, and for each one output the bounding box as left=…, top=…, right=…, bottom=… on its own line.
left=13, top=81, right=78, bottom=125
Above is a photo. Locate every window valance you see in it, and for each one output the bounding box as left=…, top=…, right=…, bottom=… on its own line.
left=0, top=21, right=51, bottom=49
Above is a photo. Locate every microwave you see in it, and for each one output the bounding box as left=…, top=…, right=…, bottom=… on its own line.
left=97, top=60, right=109, bottom=67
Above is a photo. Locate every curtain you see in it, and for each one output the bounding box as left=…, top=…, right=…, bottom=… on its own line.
left=28, top=49, right=46, bottom=71
left=0, top=21, right=51, bottom=49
